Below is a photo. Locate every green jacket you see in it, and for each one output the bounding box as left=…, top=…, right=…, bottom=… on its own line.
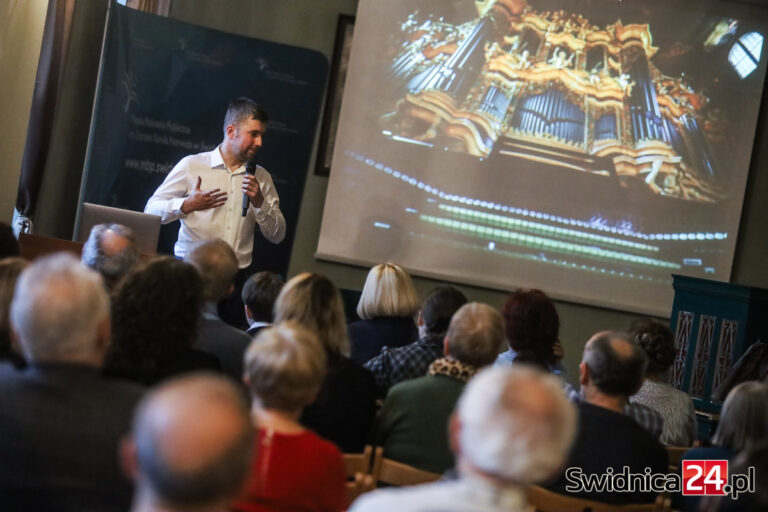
left=372, top=374, right=465, bottom=474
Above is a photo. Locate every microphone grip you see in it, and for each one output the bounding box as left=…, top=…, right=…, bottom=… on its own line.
left=242, top=163, right=256, bottom=217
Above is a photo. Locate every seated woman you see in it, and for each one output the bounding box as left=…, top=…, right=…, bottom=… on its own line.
left=349, top=262, right=419, bottom=364
left=232, top=323, right=347, bottom=512
left=677, top=381, right=768, bottom=511
left=494, top=289, right=564, bottom=374
left=275, top=273, right=376, bottom=453
left=628, top=318, right=696, bottom=445
left=701, top=442, right=768, bottom=511
left=104, top=257, right=220, bottom=386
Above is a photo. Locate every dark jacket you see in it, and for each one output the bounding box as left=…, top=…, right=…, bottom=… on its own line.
left=349, top=316, right=418, bottom=365
left=546, top=400, right=668, bottom=504
left=300, top=353, right=376, bottom=453
left=0, top=363, right=144, bottom=512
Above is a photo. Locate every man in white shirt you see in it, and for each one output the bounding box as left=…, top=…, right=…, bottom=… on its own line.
left=145, top=97, right=286, bottom=268
left=349, top=366, right=578, bottom=512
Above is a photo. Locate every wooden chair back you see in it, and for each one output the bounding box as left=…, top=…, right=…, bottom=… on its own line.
left=19, top=233, right=83, bottom=260
left=344, top=445, right=374, bottom=477
left=666, top=445, right=691, bottom=473
left=526, top=485, right=668, bottom=512
left=344, top=445, right=375, bottom=504
left=370, top=447, right=441, bottom=487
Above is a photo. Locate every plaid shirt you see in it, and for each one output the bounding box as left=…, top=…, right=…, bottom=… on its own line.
left=363, top=336, right=444, bottom=398
left=564, top=384, right=664, bottom=440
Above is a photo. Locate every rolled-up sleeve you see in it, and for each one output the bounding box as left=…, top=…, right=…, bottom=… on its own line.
left=144, top=160, right=191, bottom=224
left=252, top=167, right=286, bottom=243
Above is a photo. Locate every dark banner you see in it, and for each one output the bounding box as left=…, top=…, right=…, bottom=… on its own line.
left=80, top=3, right=327, bottom=275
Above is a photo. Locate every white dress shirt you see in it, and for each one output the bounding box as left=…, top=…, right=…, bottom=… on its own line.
left=145, top=146, right=286, bottom=267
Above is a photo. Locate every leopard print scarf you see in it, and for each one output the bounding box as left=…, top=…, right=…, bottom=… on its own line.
left=427, top=356, right=478, bottom=383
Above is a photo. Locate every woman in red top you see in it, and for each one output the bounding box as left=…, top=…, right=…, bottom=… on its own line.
left=232, top=322, right=347, bottom=512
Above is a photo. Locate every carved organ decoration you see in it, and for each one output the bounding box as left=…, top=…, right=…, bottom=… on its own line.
left=381, top=0, right=723, bottom=202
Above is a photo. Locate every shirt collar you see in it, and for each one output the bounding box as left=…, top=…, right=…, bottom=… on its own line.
left=211, top=145, right=245, bottom=174
left=202, top=302, right=220, bottom=319
left=210, top=145, right=226, bottom=169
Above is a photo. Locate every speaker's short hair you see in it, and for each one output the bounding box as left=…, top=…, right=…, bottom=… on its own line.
left=223, top=97, right=269, bottom=135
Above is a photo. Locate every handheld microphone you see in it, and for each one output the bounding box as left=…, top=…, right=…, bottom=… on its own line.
left=242, top=159, right=256, bottom=217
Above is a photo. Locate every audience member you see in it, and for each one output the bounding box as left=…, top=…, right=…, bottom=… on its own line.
left=364, top=286, right=468, bottom=398
left=677, top=381, right=768, bottom=512
left=121, top=374, right=253, bottom=512
left=275, top=272, right=376, bottom=452
left=0, top=222, right=20, bottom=259
left=494, top=288, right=565, bottom=373
left=81, top=223, right=140, bottom=291
left=186, top=239, right=252, bottom=381
left=349, top=262, right=419, bottom=364
left=232, top=323, right=347, bottom=512
left=547, top=331, right=667, bottom=504
left=350, top=366, right=577, bottom=512
left=700, top=441, right=768, bottom=512
left=373, top=302, right=505, bottom=473
left=0, top=253, right=143, bottom=511
left=0, top=257, right=28, bottom=367
left=629, top=318, right=696, bottom=445
left=104, top=257, right=220, bottom=386
left=241, top=271, right=284, bottom=337
left=564, top=360, right=665, bottom=439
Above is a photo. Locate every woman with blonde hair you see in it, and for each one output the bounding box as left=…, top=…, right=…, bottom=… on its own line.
left=349, top=262, right=419, bottom=364
left=274, top=273, right=376, bottom=453
left=232, top=323, right=347, bottom=512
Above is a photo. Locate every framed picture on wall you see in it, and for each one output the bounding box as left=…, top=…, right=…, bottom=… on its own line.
left=315, top=14, right=355, bottom=177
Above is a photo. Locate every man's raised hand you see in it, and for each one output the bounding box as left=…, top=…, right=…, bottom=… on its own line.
left=242, top=174, right=264, bottom=208
left=180, top=176, right=228, bottom=214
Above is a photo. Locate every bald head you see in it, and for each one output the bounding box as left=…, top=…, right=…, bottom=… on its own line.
left=582, top=331, right=647, bottom=397
left=456, top=366, right=577, bottom=483
left=82, top=223, right=139, bottom=290
left=185, top=239, right=238, bottom=302
left=127, top=374, right=254, bottom=510
left=445, top=302, right=505, bottom=367
left=101, top=228, right=132, bottom=255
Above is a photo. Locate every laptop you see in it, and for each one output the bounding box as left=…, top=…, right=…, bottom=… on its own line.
left=76, top=203, right=161, bottom=254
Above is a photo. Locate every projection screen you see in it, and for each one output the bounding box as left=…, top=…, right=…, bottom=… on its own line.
left=317, top=0, right=768, bottom=315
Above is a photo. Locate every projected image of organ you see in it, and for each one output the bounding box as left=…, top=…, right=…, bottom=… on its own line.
left=318, top=0, right=768, bottom=315
left=384, top=0, right=754, bottom=200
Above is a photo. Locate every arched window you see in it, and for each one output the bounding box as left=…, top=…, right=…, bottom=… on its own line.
left=729, top=32, right=763, bottom=78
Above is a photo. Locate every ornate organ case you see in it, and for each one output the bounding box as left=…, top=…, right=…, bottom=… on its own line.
left=670, top=275, right=768, bottom=437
